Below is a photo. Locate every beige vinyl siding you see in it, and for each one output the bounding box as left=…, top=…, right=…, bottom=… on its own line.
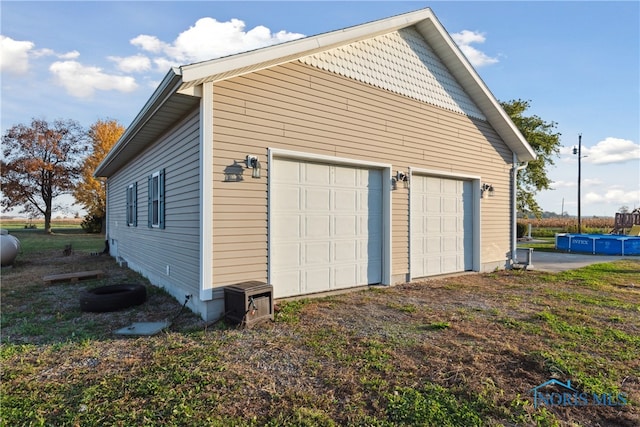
left=106, top=110, right=201, bottom=295
left=391, top=188, right=409, bottom=280
left=211, top=61, right=513, bottom=286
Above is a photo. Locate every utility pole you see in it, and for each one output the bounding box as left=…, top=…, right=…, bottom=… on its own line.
left=573, top=134, right=582, bottom=234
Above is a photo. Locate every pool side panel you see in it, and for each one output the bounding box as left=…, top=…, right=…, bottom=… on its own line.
left=555, top=234, right=640, bottom=256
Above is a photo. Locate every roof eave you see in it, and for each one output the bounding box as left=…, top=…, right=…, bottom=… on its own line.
left=94, top=68, right=185, bottom=177
left=178, top=8, right=435, bottom=90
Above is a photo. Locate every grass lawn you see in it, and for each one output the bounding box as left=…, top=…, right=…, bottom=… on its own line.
left=1, top=230, right=639, bottom=426
left=518, top=237, right=557, bottom=252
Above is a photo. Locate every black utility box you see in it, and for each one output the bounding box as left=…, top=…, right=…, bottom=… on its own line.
left=224, top=281, right=274, bottom=327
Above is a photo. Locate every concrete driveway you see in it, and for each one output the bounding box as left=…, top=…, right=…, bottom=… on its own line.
left=526, top=250, right=637, bottom=273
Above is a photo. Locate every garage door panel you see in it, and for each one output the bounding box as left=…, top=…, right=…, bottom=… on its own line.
left=411, top=175, right=473, bottom=278
left=443, top=196, right=458, bottom=213
left=334, top=240, right=357, bottom=262
left=275, top=270, right=302, bottom=297
left=273, top=215, right=301, bottom=238
left=335, top=190, right=358, bottom=211
left=442, top=236, right=458, bottom=252
left=426, top=177, right=440, bottom=192
left=272, top=242, right=302, bottom=266
left=410, top=236, right=424, bottom=255
left=443, top=179, right=458, bottom=193
left=305, top=216, right=330, bottom=238
left=334, top=215, right=358, bottom=236
left=272, top=159, right=383, bottom=298
left=277, top=186, right=301, bottom=210
left=334, top=167, right=357, bottom=186
left=426, top=257, right=440, bottom=275
left=442, top=254, right=459, bottom=272
left=306, top=242, right=331, bottom=265
left=272, top=159, right=300, bottom=181
left=426, top=217, right=440, bottom=230
left=426, top=196, right=441, bottom=212
left=305, top=162, right=331, bottom=184
left=335, top=265, right=358, bottom=287
left=306, top=268, right=331, bottom=293
left=426, top=236, right=441, bottom=252
left=442, top=217, right=459, bottom=232
left=306, top=188, right=331, bottom=210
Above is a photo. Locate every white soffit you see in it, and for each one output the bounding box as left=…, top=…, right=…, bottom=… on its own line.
left=299, top=27, right=486, bottom=120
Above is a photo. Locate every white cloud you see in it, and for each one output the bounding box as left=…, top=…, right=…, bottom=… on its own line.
left=58, top=50, right=80, bottom=60
left=583, top=178, right=603, bottom=186
left=109, top=54, right=152, bottom=73
left=0, top=35, right=34, bottom=74
left=585, top=187, right=640, bottom=206
left=31, top=47, right=54, bottom=58
left=1, top=36, right=82, bottom=75
left=131, top=17, right=305, bottom=66
left=130, top=34, right=169, bottom=54
left=550, top=180, right=576, bottom=189
left=583, top=137, right=640, bottom=165
left=49, top=60, right=138, bottom=98
left=451, top=30, right=499, bottom=67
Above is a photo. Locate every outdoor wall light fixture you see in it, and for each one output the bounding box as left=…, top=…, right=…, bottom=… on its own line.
left=246, top=155, right=261, bottom=179
left=396, top=171, right=409, bottom=189
left=481, top=183, right=495, bottom=198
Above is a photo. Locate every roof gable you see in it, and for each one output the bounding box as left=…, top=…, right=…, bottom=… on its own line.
left=96, top=8, right=535, bottom=177
left=300, top=27, right=486, bottom=120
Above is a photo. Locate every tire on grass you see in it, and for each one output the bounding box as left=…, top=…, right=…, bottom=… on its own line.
left=80, top=284, right=147, bottom=313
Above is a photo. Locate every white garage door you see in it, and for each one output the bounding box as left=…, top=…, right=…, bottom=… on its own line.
left=271, top=158, right=383, bottom=298
left=411, top=175, right=473, bottom=277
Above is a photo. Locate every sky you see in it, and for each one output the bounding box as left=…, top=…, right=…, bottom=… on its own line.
left=1, top=0, right=639, bottom=218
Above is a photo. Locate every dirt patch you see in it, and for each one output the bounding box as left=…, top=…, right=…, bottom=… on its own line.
left=1, top=249, right=205, bottom=344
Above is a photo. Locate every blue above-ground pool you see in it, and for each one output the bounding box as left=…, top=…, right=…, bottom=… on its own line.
left=555, top=233, right=640, bottom=256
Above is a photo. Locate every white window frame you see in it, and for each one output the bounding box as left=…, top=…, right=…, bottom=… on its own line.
left=148, top=170, right=165, bottom=229
left=126, top=182, right=137, bottom=227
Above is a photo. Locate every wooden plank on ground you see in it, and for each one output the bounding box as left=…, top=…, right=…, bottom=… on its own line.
left=42, top=270, right=105, bottom=284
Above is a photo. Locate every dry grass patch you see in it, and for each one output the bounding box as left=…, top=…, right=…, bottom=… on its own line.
left=1, top=236, right=639, bottom=426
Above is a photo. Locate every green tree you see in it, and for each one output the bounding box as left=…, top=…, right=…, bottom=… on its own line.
left=73, top=119, right=124, bottom=232
left=501, top=99, right=561, bottom=218
left=1, top=118, right=86, bottom=233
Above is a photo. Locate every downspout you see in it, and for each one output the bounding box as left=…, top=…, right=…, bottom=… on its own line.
left=104, top=181, right=110, bottom=255
left=511, top=153, right=528, bottom=266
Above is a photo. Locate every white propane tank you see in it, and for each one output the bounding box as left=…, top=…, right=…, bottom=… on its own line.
left=1, top=229, right=21, bottom=266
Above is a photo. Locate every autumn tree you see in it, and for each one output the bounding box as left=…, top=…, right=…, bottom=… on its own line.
left=1, top=118, right=86, bottom=233
left=73, top=119, right=124, bottom=232
left=501, top=99, right=561, bottom=218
